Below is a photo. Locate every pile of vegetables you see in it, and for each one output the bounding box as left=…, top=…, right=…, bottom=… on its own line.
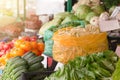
left=39, top=12, right=81, bottom=36
left=0, top=36, right=44, bottom=66
left=74, top=4, right=105, bottom=25
left=1, top=52, right=45, bottom=80
left=39, top=3, right=106, bottom=36
left=45, top=50, right=118, bottom=80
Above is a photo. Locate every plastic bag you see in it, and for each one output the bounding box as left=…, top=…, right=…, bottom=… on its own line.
left=52, top=27, right=108, bottom=64
left=43, top=21, right=86, bottom=57
left=44, top=40, right=54, bottom=56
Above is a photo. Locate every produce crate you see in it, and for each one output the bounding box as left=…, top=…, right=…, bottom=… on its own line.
left=20, top=70, right=54, bottom=80
left=108, top=36, right=120, bottom=51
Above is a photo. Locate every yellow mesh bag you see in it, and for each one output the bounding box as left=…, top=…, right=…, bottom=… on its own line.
left=52, top=27, right=108, bottom=64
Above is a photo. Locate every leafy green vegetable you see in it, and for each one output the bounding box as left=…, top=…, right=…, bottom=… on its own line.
left=112, top=59, right=120, bottom=80
left=91, top=5, right=105, bottom=15
left=61, top=13, right=79, bottom=24
left=48, top=20, right=87, bottom=32
left=101, top=0, right=120, bottom=10
left=75, top=5, right=92, bottom=20
left=54, top=12, right=72, bottom=20
left=85, top=12, right=98, bottom=22
left=39, top=18, right=62, bottom=35
left=45, top=50, right=118, bottom=80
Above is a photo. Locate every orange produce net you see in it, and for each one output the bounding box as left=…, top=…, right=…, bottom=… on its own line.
left=52, top=27, right=108, bottom=64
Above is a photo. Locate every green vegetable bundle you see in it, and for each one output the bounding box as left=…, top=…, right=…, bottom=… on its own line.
left=112, top=59, right=120, bottom=80
left=1, top=52, right=44, bottom=80
left=101, top=0, right=120, bottom=10
left=45, top=50, right=118, bottom=80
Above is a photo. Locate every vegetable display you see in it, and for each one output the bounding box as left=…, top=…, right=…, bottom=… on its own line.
left=0, top=36, right=44, bottom=66
left=1, top=52, right=44, bottom=80
left=45, top=50, right=118, bottom=80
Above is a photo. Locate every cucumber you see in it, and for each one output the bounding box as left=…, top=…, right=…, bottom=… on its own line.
left=8, top=59, right=27, bottom=73
left=12, top=69, right=27, bottom=80
left=7, top=56, right=21, bottom=64
left=10, top=66, right=27, bottom=76
left=28, top=56, right=44, bottom=66
left=7, top=56, right=22, bottom=67
left=22, top=52, right=36, bottom=60
left=27, top=55, right=37, bottom=61
left=29, top=62, right=44, bottom=72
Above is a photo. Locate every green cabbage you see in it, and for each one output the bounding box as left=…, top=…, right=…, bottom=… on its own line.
left=39, top=12, right=73, bottom=36
left=54, top=12, right=72, bottom=20
left=61, top=14, right=79, bottom=24
left=91, top=5, right=105, bottom=15
left=38, top=18, right=62, bottom=36
left=75, top=5, right=92, bottom=20
left=85, top=12, right=98, bottom=22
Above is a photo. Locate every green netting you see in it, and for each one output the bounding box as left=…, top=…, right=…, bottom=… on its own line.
left=43, top=30, right=54, bottom=41
left=44, top=40, right=54, bottom=57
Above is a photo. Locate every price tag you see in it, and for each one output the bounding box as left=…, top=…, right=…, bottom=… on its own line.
left=99, top=20, right=120, bottom=32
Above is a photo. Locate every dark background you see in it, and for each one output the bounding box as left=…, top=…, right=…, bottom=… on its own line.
left=65, top=0, right=78, bottom=11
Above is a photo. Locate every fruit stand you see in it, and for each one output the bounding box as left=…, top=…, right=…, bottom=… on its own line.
left=0, top=0, right=120, bottom=80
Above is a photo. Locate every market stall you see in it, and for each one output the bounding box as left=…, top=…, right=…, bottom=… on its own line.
left=0, top=0, right=120, bottom=80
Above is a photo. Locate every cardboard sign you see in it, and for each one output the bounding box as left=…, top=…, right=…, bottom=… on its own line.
left=99, top=20, right=120, bottom=32
left=115, top=45, right=120, bottom=57
left=110, top=6, right=120, bottom=19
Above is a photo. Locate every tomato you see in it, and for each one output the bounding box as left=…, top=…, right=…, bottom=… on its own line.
left=37, top=43, right=44, bottom=53
left=31, top=41, right=38, bottom=49
left=11, top=48, right=25, bottom=57
left=5, top=53, right=11, bottom=59
left=30, top=36, right=37, bottom=42
left=14, top=40, right=24, bottom=47
left=32, top=49, right=41, bottom=56
left=0, top=51, right=4, bottom=57
left=20, top=41, right=32, bottom=52
left=7, top=42, right=14, bottom=48
left=3, top=44, right=10, bottom=50
left=0, top=45, right=3, bottom=51
left=0, top=56, right=6, bottom=65
left=0, top=42, right=5, bottom=50
left=21, top=36, right=30, bottom=41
